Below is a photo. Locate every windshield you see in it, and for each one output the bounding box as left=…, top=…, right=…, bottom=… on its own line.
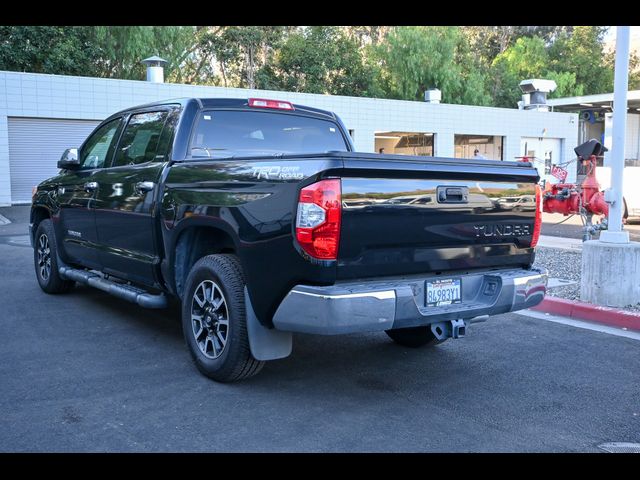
left=190, top=110, right=349, bottom=158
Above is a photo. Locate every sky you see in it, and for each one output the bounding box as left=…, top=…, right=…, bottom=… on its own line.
left=603, top=26, right=640, bottom=47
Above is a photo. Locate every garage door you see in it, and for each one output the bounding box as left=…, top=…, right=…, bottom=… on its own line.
left=8, top=117, right=101, bottom=204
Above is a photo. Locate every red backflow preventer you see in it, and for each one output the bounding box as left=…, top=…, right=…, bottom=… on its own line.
left=542, top=154, right=608, bottom=217
left=541, top=139, right=612, bottom=241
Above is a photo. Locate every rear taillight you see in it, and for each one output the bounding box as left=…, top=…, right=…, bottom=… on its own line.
left=295, top=179, right=341, bottom=260
left=530, top=184, right=542, bottom=248
left=248, top=98, right=295, bottom=111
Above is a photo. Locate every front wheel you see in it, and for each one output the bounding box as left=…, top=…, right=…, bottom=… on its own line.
left=33, top=219, right=74, bottom=294
left=385, top=326, right=447, bottom=348
left=181, top=254, right=264, bottom=382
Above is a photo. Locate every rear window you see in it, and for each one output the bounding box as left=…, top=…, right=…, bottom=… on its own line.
left=190, top=110, right=349, bottom=158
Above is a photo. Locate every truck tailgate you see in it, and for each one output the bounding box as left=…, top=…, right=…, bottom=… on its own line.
left=337, top=154, right=539, bottom=279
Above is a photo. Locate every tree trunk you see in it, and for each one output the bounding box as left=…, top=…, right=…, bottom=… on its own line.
left=246, top=47, right=256, bottom=89
left=220, top=62, right=228, bottom=87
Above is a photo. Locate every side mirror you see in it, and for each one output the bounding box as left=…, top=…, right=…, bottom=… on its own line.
left=58, top=148, right=80, bottom=169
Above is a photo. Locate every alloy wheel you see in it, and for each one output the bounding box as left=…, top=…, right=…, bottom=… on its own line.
left=191, top=280, right=229, bottom=359
left=37, top=234, right=51, bottom=281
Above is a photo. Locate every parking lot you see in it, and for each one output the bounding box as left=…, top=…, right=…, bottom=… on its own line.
left=0, top=206, right=638, bottom=452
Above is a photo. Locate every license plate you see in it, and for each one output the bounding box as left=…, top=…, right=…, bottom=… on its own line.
left=426, top=278, right=462, bottom=307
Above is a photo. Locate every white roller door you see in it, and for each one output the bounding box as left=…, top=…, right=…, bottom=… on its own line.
left=8, top=117, right=101, bottom=204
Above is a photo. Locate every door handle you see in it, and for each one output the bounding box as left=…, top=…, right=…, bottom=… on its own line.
left=437, top=186, right=469, bottom=204
left=84, top=182, right=98, bottom=192
left=135, top=181, right=155, bottom=193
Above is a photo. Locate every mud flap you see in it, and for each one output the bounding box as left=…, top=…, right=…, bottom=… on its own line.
left=245, top=287, right=292, bottom=361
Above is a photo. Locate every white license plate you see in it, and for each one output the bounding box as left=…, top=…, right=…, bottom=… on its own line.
left=426, top=278, right=462, bottom=307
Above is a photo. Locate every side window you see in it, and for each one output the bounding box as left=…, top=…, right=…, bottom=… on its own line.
left=112, top=111, right=168, bottom=167
left=79, top=119, right=121, bottom=170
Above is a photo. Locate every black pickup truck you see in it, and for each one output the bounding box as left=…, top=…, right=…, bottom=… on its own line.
left=30, top=97, right=547, bottom=382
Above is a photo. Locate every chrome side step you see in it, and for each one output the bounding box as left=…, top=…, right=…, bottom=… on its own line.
left=59, top=266, right=168, bottom=309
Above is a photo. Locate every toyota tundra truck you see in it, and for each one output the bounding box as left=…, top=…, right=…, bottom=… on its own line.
left=30, top=97, right=547, bottom=382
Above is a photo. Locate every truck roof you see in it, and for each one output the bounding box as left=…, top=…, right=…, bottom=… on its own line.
left=109, top=97, right=338, bottom=121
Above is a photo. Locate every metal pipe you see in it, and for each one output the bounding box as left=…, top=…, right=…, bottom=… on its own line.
left=600, top=26, right=631, bottom=244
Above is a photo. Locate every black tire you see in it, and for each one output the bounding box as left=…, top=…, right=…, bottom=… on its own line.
left=181, top=254, right=264, bottom=382
left=385, top=326, right=447, bottom=348
left=33, top=219, right=74, bottom=294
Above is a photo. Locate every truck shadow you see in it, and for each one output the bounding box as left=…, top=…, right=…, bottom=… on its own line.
left=69, top=284, right=472, bottom=396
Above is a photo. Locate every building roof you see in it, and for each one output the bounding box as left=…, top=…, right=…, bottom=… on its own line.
left=548, top=90, right=640, bottom=113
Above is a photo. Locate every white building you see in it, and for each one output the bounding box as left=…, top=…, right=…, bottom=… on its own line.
left=0, top=70, right=578, bottom=205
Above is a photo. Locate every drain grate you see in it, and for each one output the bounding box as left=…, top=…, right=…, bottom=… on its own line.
left=598, top=442, right=640, bottom=453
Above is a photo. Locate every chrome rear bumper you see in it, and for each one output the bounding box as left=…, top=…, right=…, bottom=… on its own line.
left=272, top=267, right=548, bottom=334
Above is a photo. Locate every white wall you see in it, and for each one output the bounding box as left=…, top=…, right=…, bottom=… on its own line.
left=604, top=112, right=640, bottom=165
left=626, top=114, right=640, bottom=159
left=0, top=70, right=579, bottom=205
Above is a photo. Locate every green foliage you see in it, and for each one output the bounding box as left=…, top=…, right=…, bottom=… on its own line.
left=548, top=26, right=613, bottom=95
left=373, top=26, right=492, bottom=105
left=490, top=29, right=608, bottom=107
left=93, top=26, right=195, bottom=80
left=462, top=26, right=573, bottom=65
left=263, top=26, right=378, bottom=97
left=491, top=36, right=551, bottom=107
left=546, top=71, right=584, bottom=99
left=0, top=25, right=629, bottom=109
left=0, top=26, right=102, bottom=76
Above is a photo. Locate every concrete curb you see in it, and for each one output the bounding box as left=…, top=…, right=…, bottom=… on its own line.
left=531, top=296, right=640, bottom=332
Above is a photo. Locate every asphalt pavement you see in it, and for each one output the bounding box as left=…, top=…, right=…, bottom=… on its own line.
left=1, top=206, right=639, bottom=452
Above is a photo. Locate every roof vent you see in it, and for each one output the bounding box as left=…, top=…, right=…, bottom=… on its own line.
left=424, top=89, right=442, bottom=104
left=142, top=56, right=167, bottom=83
left=519, top=79, right=557, bottom=112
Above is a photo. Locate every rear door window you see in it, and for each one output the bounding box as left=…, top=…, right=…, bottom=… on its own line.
left=112, top=111, right=168, bottom=167
left=190, top=110, right=349, bottom=158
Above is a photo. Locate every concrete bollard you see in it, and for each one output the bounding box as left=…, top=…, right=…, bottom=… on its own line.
left=581, top=240, right=640, bottom=307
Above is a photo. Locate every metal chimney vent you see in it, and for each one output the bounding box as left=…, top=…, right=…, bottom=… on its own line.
left=142, top=56, right=167, bottom=83
left=424, top=89, right=442, bottom=104
left=519, top=79, right=557, bottom=112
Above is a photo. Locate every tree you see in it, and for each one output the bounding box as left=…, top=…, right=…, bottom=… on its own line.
left=491, top=35, right=588, bottom=108
left=0, top=26, right=103, bottom=76
left=93, top=26, right=195, bottom=81
left=373, top=26, right=491, bottom=105
left=548, top=26, right=613, bottom=95
left=462, top=26, right=574, bottom=66
left=264, top=26, right=378, bottom=97
left=344, top=26, right=392, bottom=47
left=175, top=26, right=292, bottom=88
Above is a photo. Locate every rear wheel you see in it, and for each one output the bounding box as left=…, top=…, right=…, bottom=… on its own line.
left=33, top=219, right=74, bottom=294
left=181, top=254, right=264, bottom=382
left=385, top=326, right=446, bottom=348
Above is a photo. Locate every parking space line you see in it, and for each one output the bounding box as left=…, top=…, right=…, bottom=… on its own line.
left=516, top=309, right=640, bottom=341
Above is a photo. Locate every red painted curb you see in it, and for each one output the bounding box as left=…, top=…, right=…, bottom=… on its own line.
left=531, top=296, right=640, bottom=331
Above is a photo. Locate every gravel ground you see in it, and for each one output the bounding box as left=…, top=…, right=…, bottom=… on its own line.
left=533, top=247, right=582, bottom=301
left=534, top=246, right=640, bottom=312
